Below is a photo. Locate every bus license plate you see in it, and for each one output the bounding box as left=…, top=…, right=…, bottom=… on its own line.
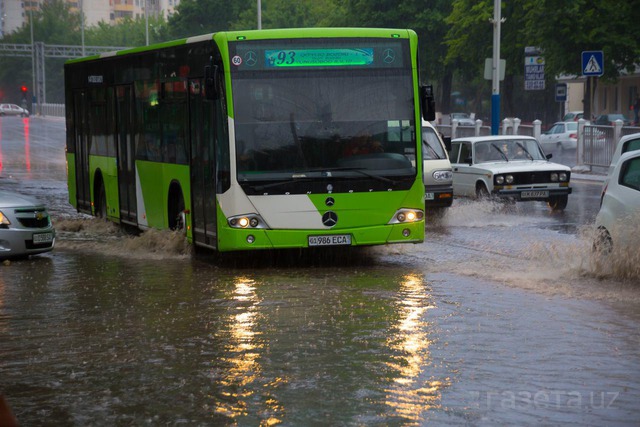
left=425, top=192, right=435, bottom=200
left=32, top=232, right=53, bottom=244
left=522, top=190, right=549, bottom=198
left=308, top=234, right=352, bottom=247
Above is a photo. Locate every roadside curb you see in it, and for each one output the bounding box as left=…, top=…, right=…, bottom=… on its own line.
left=572, top=173, right=605, bottom=182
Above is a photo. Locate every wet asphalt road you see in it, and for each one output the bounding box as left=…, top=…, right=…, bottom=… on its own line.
left=1, top=116, right=639, bottom=426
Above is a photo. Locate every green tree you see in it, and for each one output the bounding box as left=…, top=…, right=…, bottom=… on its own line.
left=523, top=0, right=640, bottom=118
left=86, top=16, right=170, bottom=47
left=233, top=0, right=343, bottom=30
left=167, top=0, right=252, bottom=38
left=0, top=0, right=80, bottom=104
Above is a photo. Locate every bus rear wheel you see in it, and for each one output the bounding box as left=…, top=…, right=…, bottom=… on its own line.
left=168, top=187, right=185, bottom=232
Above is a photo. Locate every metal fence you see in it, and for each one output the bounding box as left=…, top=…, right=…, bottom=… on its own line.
left=29, top=103, right=65, bottom=118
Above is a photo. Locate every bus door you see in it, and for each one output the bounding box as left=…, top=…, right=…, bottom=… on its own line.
left=73, top=90, right=91, bottom=214
left=115, top=85, right=137, bottom=225
left=189, top=78, right=218, bottom=249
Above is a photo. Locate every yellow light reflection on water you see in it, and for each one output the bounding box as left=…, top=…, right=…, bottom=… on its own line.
left=211, top=277, right=284, bottom=425
left=383, top=273, right=447, bottom=420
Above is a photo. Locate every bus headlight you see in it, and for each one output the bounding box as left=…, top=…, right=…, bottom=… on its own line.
left=389, top=208, right=424, bottom=224
left=228, top=213, right=267, bottom=229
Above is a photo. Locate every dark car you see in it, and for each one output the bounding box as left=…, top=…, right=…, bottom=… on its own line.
left=594, top=114, right=631, bottom=126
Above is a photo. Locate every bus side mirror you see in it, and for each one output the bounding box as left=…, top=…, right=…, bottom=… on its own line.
left=204, top=65, right=219, bottom=100
left=421, top=84, right=436, bottom=122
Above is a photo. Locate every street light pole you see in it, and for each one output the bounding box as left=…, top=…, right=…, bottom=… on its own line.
left=257, top=0, right=262, bottom=30
left=145, top=0, right=149, bottom=46
left=80, top=0, right=85, bottom=56
left=490, top=0, right=502, bottom=135
left=30, top=8, right=36, bottom=112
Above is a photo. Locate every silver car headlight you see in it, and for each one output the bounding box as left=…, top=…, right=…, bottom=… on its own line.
left=550, top=173, right=558, bottom=182
left=559, top=172, right=568, bottom=182
left=505, top=174, right=514, bottom=184
left=495, top=175, right=505, bottom=185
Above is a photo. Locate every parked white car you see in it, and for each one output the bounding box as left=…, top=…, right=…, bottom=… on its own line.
left=538, top=121, right=578, bottom=150
left=421, top=120, right=453, bottom=210
left=0, top=103, right=30, bottom=117
left=595, top=150, right=640, bottom=251
left=0, top=190, right=55, bottom=259
left=600, top=132, right=640, bottom=203
left=451, top=112, right=475, bottom=126
left=449, top=135, right=572, bottom=210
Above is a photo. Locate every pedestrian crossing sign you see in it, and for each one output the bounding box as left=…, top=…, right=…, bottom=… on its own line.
left=582, top=51, right=604, bottom=76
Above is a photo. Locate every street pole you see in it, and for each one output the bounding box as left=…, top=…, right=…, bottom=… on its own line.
left=145, top=0, right=149, bottom=46
left=80, top=0, right=85, bottom=56
left=257, top=0, right=262, bottom=30
left=490, top=0, right=502, bottom=135
left=30, top=8, right=36, bottom=113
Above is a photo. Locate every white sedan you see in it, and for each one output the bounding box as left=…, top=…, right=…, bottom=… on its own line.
left=595, top=150, right=640, bottom=251
left=538, top=121, right=578, bottom=150
left=449, top=135, right=572, bottom=210
left=0, top=103, right=30, bottom=117
left=0, top=190, right=55, bottom=259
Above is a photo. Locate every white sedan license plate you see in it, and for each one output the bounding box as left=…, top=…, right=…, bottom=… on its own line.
left=32, top=232, right=53, bottom=244
left=425, top=192, right=435, bottom=200
left=522, top=190, right=549, bottom=198
left=308, top=234, right=352, bottom=247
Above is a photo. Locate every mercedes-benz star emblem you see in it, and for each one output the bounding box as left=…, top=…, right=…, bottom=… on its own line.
left=325, top=197, right=335, bottom=206
left=383, top=48, right=396, bottom=64
left=322, top=211, right=338, bottom=227
left=245, top=51, right=257, bottom=67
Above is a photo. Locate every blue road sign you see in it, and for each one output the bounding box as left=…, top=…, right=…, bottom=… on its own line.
left=582, top=51, right=604, bottom=77
left=555, top=83, right=567, bottom=102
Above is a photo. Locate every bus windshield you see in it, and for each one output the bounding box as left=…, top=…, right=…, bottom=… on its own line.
left=230, top=39, right=416, bottom=182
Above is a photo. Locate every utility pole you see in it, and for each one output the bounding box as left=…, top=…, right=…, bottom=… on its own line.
left=257, top=0, right=262, bottom=30
left=490, top=0, right=503, bottom=135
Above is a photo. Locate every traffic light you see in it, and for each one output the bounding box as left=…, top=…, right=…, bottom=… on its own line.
left=21, top=85, right=28, bottom=94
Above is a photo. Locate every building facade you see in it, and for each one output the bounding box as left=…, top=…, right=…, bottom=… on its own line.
left=1, top=0, right=180, bottom=38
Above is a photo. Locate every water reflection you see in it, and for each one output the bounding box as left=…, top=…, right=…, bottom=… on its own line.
left=384, top=273, right=444, bottom=421
left=211, top=277, right=283, bottom=425
left=23, top=118, right=31, bottom=174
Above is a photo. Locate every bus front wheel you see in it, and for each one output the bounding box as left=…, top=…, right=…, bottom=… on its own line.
left=96, top=182, right=107, bottom=219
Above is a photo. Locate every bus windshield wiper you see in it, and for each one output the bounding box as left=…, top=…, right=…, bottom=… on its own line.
left=311, top=167, right=397, bottom=185
left=251, top=176, right=313, bottom=192
left=491, top=143, right=509, bottom=161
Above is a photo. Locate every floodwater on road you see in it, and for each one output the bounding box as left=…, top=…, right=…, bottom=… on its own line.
left=2, top=117, right=639, bottom=425
left=2, top=198, right=640, bottom=426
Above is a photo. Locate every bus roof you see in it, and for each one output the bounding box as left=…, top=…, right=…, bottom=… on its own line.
left=65, top=27, right=415, bottom=65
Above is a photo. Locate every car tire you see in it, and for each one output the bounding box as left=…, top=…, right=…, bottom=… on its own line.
left=476, top=182, right=490, bottom=199
left=547, top=194, right=568, bottom=211
left=593, top=227, right=612, bottom=254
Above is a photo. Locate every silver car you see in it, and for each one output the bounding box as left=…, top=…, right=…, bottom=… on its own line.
left=0, top=103, right=30, bottom=117
left=0, top=190, right=55, bottom=258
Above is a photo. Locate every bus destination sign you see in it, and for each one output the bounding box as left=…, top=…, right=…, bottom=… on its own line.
left=264, top=48, right=374, bottom=68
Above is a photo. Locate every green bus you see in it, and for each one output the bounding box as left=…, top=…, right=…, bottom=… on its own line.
left=64, top=28, right=435, bottom=252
